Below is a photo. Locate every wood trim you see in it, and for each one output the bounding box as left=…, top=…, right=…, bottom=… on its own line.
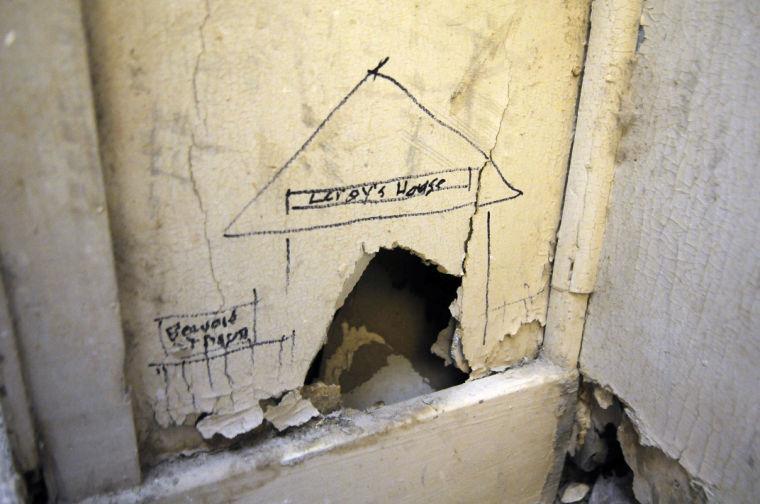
left=0, top=1, right=140, bottom=499
left=544, top=0, right=643, bottom=368
left=88, top=361, right=577, bottom=503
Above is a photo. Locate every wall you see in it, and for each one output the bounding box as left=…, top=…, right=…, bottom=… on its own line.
left=579, top=0, right=760, bottom=501
left=84, top=0, right=590, bottom=459
left=0, top=1, right=140, bottom=500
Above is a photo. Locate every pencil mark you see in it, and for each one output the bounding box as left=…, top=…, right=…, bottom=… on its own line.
left=483, top=211, right=492, bottom=346
left=253, top=288, right=258, bottom=343
left=148, top=331, right=296, bottom=368
left=290, top=329, right=296, bottom=363
left=160, top=365, right=173, bottom=424
left=157, top=319, right=169, bottom=357
left=226, top=200, right=483, bottom=237
left=285, top=238, right=291, bottom=292
left=223, top=352, right=233, bottom=386
left=180, top=361, right=197, bottom=410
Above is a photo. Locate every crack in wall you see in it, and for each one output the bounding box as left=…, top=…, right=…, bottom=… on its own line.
left=460, top=77, right=511, bottom=276
left=192, top=0, right=211, bottom=131
left=187, top=135, right=226, bottom=309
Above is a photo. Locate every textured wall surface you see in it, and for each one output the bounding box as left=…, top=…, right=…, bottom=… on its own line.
left=580, top=0, right=759, bottom=501
left=0, top=1, right=140, bottom=499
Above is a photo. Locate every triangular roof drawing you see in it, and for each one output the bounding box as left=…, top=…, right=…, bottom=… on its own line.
left=224, top=58, right=523, bottom=238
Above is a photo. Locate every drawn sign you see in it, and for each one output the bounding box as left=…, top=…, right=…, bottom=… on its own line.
left=286, top=167, right=475, bottom=212
left=149, top=289, right=296, bottom=388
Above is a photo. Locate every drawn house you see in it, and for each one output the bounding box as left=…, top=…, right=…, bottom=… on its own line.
left=224, top=60, right=523, bottom=239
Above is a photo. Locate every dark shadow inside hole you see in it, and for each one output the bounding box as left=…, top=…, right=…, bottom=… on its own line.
left=307, top=247, right=466, bottom=409
left=304, top=347, right=324, bottom=386
left=557, top=422, right=636, bottom=502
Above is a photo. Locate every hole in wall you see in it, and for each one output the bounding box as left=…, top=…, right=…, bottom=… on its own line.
left=307, top=247, right=466, bottom=410
left=556, top=382, right=637, bottom=503
left=556, top=425, right=636, bottom=503
left=23, top=469, right=47, bottom=504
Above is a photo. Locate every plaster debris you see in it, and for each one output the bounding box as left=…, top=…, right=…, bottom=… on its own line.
left=341, top=355, right=435, bottom=410
left=196, top=404, right=264, bottom=439
left=316, top=248, right=466, bottom=410
left=264, top=391, right=319, bottom=432
left=450, top=326, right=471, bottom=374
left=561, top=380, right=708, bottom=504
left=617, top=418, right=708, bottom=504
left=560, top=482, right=590, bottom=503
left=301, top=382, right=341, bottom=414
left=592, top=387, right=614, bottom=410
left=322, top=324, right=390, bottom=386
left=430, top=320, right=455, bottom=366
left=588, top=475, right=635, bottom=504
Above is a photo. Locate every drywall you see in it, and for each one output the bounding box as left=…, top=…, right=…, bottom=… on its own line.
left=85, top=361, right=577, bottom=504
left=0, top=1, right=140, bottom=500
left=84, top=0, right=589, bottom=452
left=580, top=0, right=760, bottom=501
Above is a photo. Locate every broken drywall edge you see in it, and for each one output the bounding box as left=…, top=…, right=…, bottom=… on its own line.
left=573, top=379, right=715, bottom=502
left=82, top=360, right=574, bottom=503
left=263, top=391, right=319, bottom=432
left=196, top=404, right=264, bottom=439
left=617, top=417, right=712, bottom=503
left=544, top=0, right=643, bottom=369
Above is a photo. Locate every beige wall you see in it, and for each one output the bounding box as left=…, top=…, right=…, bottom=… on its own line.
left=580, top=0, right=760, bottom=501
left=85, top=0, right=589, bottom=455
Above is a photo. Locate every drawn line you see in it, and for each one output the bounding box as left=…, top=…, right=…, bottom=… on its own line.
left=149, top=332, right=294, bottom=368
left=226, top=200, right=474, bottom=237
left=253, top=288, right=258, bottom=343
left=287, top=167, right=471, bottom=195
left=154, top=300, right=256, bottom=322
left=285, top=238, right=291, bottom=291
left=225, top=192, right=521, bottom=237
left=483, top=211, right=492, bottom=346
left=223, top=70, right=376, bottom=235
left=373, top=71, right=524, bottom=197
left=157, top=319, right=169, bottom=358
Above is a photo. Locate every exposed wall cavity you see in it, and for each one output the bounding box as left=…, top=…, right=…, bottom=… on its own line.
left=311, top=248, right=467, bottom=410
left=560, top=380, right=709, bottom=504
